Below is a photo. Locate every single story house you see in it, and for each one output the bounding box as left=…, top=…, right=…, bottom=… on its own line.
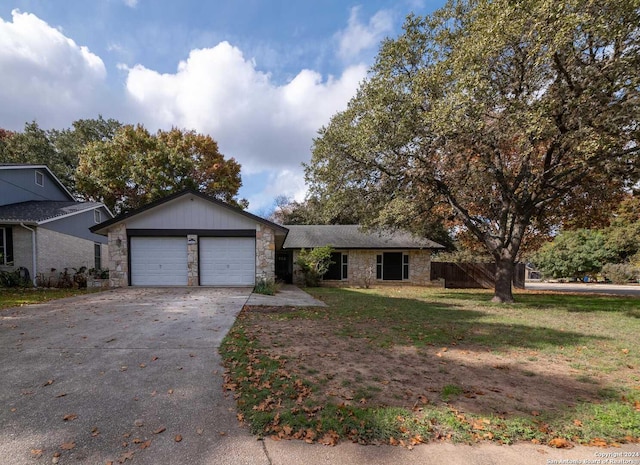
left=91, top=189, right=444, bottom=287
left=279, top=224, right=444, bottom=286
left=0, top=164, right=112, bottom=285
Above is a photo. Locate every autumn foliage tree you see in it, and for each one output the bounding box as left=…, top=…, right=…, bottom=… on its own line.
left=306, top=0, right=640, bottom=302
left=76, top=125, right=245, bottom=214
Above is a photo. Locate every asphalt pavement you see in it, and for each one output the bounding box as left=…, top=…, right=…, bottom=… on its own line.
left=526, top=281, right=640, bottom=296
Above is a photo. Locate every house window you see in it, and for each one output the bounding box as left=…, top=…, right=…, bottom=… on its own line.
left=324, top=252, right=348, bottom=280
left=35, top=170, right=44, bottom=187
left=94, top=243, right=102, bottom=270
left=94, top=209, right=101, bottom=224
left=403, top=254, right=409, bottom=280
left=0, top=227, right=14, bottom=266
left=342, top=254, right=348, bottom=280
left=376, top=252, right=409, bottom=281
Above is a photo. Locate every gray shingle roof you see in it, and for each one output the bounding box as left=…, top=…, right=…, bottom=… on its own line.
left=0, top=201, right=103, bottom=223
left=282, top=225, right=444, bottom=249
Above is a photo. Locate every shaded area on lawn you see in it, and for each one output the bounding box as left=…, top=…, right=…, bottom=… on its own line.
left=288, top=288, right=609, bottom=350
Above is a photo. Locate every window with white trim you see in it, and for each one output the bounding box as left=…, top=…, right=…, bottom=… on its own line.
left=35, top=170, right=44, bottom=187
left=94, top=209, right=101, bottom=224
left=94, top=243, right=102, bottom=270
left=324, top=252, right=348, bottom=280
left=0, top=227, right=14, bottom=266
left=376, top=252, right=409, bottom=281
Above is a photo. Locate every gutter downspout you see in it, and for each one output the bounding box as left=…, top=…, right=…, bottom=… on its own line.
left=19, top=223, right=37, bottom=287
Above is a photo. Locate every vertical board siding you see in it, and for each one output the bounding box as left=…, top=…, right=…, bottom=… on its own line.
left=126, top=195, right=256, bottom=230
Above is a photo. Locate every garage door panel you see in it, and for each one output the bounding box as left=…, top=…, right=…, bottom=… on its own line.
left=130, top=237, right=188, bottom=286
left=200, top=237, right=255, bottom=286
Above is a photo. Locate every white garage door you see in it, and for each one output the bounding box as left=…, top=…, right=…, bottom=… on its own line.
left=130, top=237, right=188, bottom=286
left=200, top=237, right=255, bottom=286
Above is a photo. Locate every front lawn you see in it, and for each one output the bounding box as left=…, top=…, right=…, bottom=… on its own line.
left=0, top=288, right=98, bottom=310
left=220, top=287, right=640, bottom=447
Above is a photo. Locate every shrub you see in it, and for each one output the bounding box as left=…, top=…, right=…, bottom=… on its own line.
left=295, top=246, right=334, bottom=287
left=0, top=267, right=32, bottom=288
left=601, top=263, right=639, bottom=284
left=254, top=278, right=279, bottom=296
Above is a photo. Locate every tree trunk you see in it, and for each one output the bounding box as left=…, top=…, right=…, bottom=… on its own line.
left=492, top=259, right=515, bottom=303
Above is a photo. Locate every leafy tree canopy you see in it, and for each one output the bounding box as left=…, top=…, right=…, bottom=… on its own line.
left=0, top=117, right=122, bottom=194
left=76, top=125, right=246, bottom=214
left=531, top=229, right=614, bottom=279
left=305, top=0, right=640, bottom=302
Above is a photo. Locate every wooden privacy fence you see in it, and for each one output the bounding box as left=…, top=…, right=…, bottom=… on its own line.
left=430, top=262, right=526, bottom=289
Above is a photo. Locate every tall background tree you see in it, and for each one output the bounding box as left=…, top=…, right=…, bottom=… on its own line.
left=305, top=0, right=640, bottom=302
left=76, top=125, right=245, bottom=214
left=0, top=116, right=122, bottom=194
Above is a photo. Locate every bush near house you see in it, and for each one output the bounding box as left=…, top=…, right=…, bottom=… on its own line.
left=295, top=246, right=335, bottom=287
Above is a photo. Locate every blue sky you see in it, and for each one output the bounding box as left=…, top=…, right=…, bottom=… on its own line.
left=0, top=0, right=445, bottom=214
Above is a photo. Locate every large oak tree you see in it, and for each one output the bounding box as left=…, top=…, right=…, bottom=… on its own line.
left=306, top=0, right=640, bottom=302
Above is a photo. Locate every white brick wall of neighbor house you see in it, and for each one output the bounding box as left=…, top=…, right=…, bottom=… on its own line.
left=1, top=227, right=107, bottom=285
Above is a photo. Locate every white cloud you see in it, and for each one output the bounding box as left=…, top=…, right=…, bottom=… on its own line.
left=123, top=42, right=367, bottom=174
left=246, top=169, right=307, bottom=213
left=0, top=10, right=108, bottom=129
left=123, top=0, right=139, bottom=8
left=336, top=6, right=394, bottom=61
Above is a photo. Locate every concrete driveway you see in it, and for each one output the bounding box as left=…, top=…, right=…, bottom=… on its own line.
left=0, top=287, right=267, bottom=465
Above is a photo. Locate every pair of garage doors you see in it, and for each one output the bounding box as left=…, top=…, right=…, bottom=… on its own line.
left=129, top=237, right=255, bottom=286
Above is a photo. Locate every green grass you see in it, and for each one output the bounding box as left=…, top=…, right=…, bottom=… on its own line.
left=0, top=288, right=98, bottom=310
left=220, top=286, right=640, bottom=446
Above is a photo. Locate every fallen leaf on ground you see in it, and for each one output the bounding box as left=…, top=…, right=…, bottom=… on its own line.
left=153, top=427, right=166, bottom=434
left=174, top=434, right=182, bottom=442
left=43, top=379, right=54, bottom=387
left=548, top=438, right=573, bottom=449
left=139, top=440, right=151, bottom=450
left=319, top=430, right=339, bottom=446
left=196, top=428, right=203, bottom=435
left=63, top=413, right=78, bottom=421
left=168, top=389, right=174, bottom=394
left=30, top=449, right=43, bottom=457
left=55, top=393, right=66, bottom=398
left=60, top=442, right=75, bottom=450
left=91, top=427, right=100, bottom=437
left=117, top=451, right=134, bottom=463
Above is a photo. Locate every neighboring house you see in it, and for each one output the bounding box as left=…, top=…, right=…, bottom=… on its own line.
left=279, top=225, right=444, bottom=286
left=0, top=164, right=112, bottom=285
left=90, top=189, right=288, bottom=287
left=90, top=189, right=445, bottom=288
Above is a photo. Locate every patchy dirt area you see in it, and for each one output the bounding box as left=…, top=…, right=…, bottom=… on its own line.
left=241, top=306, right=604, bottom=419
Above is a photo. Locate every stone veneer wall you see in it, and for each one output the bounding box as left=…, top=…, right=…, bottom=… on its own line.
left=292, top=249, right=435, bottom=286
left=255, top=224, right=275, bottom=281
left=187, top=235, right=198, bottom=286
left=108, top=224, right=128, bottom=288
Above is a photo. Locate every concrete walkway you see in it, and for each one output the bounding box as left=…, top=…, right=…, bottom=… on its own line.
left=246, top=284, right=327, bottom=307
